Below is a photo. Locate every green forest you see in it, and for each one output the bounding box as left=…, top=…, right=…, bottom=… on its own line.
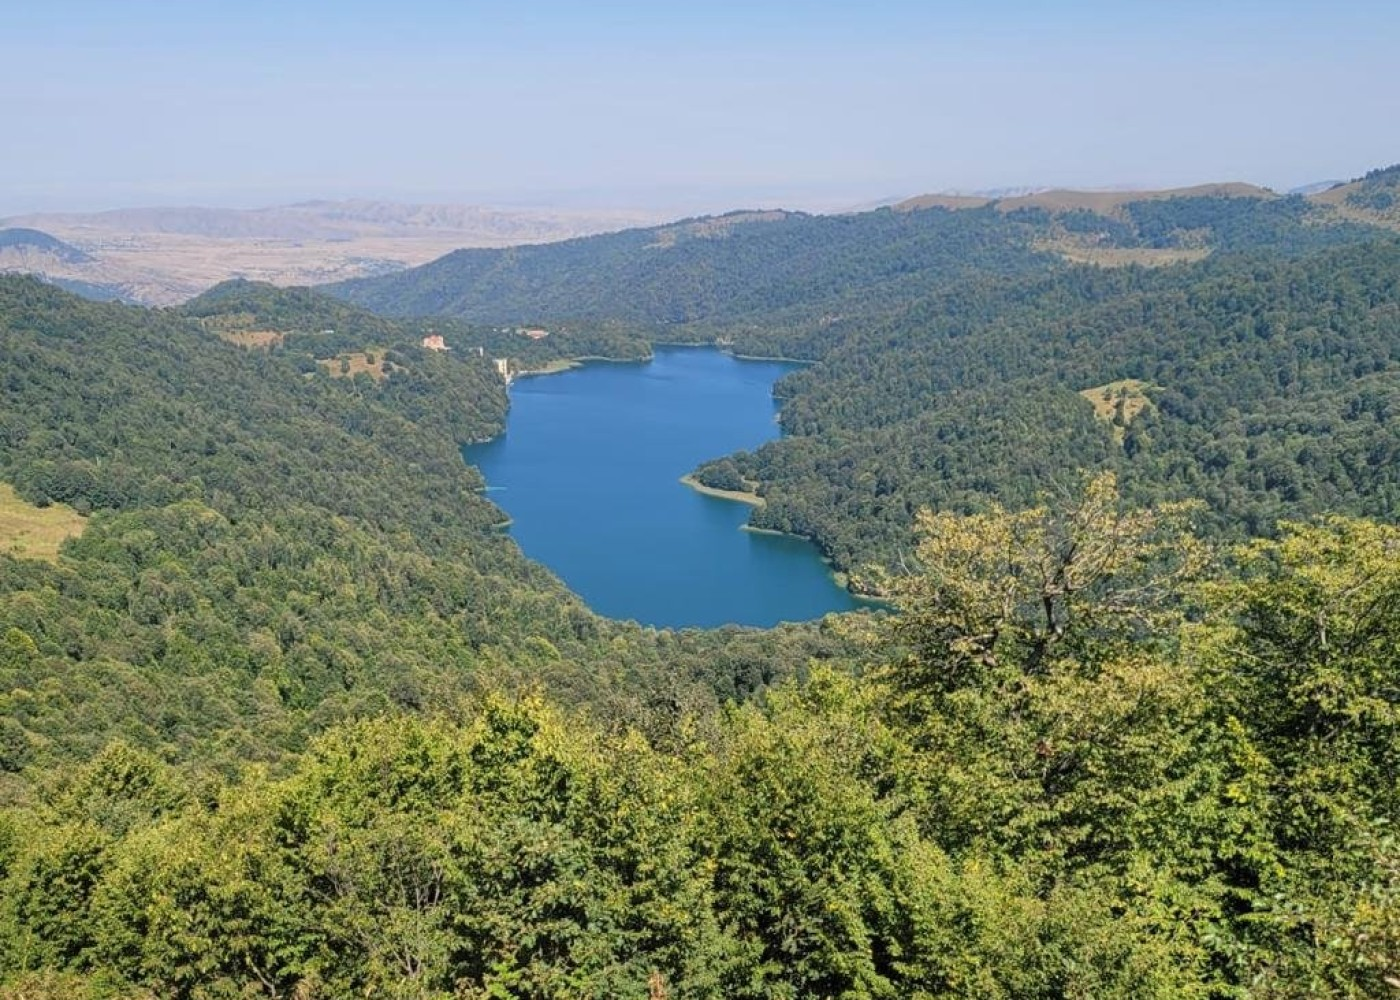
left=2, top=173, right=1399, bottom=997
left=702, top=238, right=1400, bottom=576
left=335, top=175, right=1400, bottom=581
left=329, top=185, right=1388, bottom=360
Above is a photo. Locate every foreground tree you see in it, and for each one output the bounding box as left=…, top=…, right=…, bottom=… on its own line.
left=864, top=476, right=1276, bottom=992
left=1209, top=519, right=1400, bottom=994
left=875, top=472, right=1210, bottom=699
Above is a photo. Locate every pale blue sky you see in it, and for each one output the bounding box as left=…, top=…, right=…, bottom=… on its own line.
left=2, top=1, right=1397, bottom=215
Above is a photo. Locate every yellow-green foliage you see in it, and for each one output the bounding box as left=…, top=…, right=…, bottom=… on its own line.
left=1, top=478, right=1396, bottom=997
left=878, top=472, right=1207, bottom=681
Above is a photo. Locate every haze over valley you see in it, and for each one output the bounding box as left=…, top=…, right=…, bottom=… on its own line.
left=6, top=170, right=1399, bottom=308
left=0, top=200, right=664, bottom=304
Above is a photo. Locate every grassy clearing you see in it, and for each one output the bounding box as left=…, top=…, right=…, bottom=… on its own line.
left=896, top=183, right=1273, bottom=217
left=217, top=329, right=285, bottom=349
left=1006, top=182, right=1272, bottom=216
left=1035, top=237, right=1210, bottom=268
left=1080, top=379, right=1154, bottom=442
left=0, top=483, right=86, bottom=562
left=320, top=351, right=397, bottom=381
left=514, top=359, right=581, bottom=378
left=1306, top=185, right=1400, bottom=232
left=646, top=211, right=790, bottom=248
left=200, top=312, right=286, bottom=349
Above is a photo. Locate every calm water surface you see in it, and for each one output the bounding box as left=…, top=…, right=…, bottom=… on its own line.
left=465, top=348, right=864, bottom=627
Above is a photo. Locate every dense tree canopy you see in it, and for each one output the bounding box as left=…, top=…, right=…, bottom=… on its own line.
left=0, top=276, right=845, bottom=774
left=696, top=238, right=1400, bottom=578
left=2, top=473, right=1396, bottom=997
left=3, top=175, right=1400, bottom=995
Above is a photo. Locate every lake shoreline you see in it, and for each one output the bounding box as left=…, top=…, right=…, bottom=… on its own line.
left=509, top=345, right=812, bottom=383
left=679, top=473, right=765, bottom=506
left=512, top=359, right=580, bottom=378
left=681, top=474, right=880, bottom=604
left=513, top=354, right=650, bottom=380
left=725, top=351, right=816, bottom=364
left=737, top=525, right=874, bottom=601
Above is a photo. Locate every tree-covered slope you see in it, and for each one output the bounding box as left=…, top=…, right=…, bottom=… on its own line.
left=327, top=206, right=1056, bottom=354
left=326, top=185, right=1400, bottom=581
left=328, top=192, right=1386, bottom=359
left=2, top=477, right=1395, bottom=997
left=696, top=239, right=1400, bottom=575
left=2, top=217, right=1399, bottom=997
left=0, top=277, right=841, bottom=773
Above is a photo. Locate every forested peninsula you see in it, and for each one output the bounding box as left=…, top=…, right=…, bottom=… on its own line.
left=1, top=166, right=1399, bottom=997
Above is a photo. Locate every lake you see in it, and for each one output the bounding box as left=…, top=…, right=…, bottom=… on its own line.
left=464, top=347, right=866, bottom=628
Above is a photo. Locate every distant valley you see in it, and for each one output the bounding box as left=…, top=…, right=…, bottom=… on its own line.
left=6, top=173, right=1398, bottom=309
left=0, top=199, right=664, bottom=305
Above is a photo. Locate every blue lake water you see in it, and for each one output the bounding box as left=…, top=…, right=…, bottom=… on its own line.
left=464, top=347, right=865, bottom=628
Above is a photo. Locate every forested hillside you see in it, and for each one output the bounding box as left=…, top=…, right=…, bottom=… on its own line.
left=3, top=176, right=1400, bottom=996
left=700, top=238, right=1400, bottom=575
left=329, top=190, right=1385, bottom=359
left=330, top=185, right=1400, bottom=582
left=0, top=277, right=839, bottom=770
left=2, top=464, right=1397, bottom=996
left=330, top=207, right=1047, bottom=337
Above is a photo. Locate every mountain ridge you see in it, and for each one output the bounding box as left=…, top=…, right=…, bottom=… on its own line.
left=327, top=175, right=1392, bottom=354
left=0, top=227, right=93, bottom=263
left=892, top=181, right=1277, bottom=215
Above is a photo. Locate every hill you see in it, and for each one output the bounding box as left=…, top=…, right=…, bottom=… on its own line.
left=328, top=185, right=1386, bottom=358
left=699, top=237, right=1400, bottom=575
left=0, top=228, right=92, bottom=264
left=326, top=172, right=1400, bottom=580
left=0, top=228, right=130, bottom=302
left=1307, top=162, right=1400, bottom=229
left=327, top=204, right=1055, bottom=359
left=892, top=181, right=1277, bottom=214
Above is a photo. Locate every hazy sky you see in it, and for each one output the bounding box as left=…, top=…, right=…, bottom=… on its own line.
left=3, top=0, right=1397, bottom=215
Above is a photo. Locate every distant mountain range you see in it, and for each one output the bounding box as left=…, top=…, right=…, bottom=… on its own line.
left=2, top=200, right=663, bottom=243
left=890, top=181, right=1278, bottom=214
left=6, top=171, right=1398, bottom=309
left=0, top=200, right=665, bottom=305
